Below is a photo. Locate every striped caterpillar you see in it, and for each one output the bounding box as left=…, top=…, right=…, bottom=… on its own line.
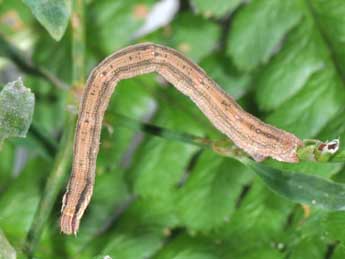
left=60, top=43, right=303, bottom=235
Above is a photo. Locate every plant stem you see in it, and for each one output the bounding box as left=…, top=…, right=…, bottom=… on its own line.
left=107, top=113, right=344, bottom=163
left=29, top=122, right=58, bottom=157
left=71, top=0, right=85, bottom=92
left=106, top=113, right=246, bottom=158
left=24, top=116, right=75, bottom=257
left=23, top=0, right=86, bottom=257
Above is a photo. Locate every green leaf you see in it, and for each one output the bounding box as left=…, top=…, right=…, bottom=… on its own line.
left=308, top=0, right=345, bottom=76
left=32, top=29, right=72, bottom=83
left=22, top=0, right=71, bottom=41
left=227, top=0, right=303, bottom=71
left=0, top=78, right=35, bottom=146
left=169, top=13, right=220, bottom=62
left=322, top=212, right=345, bottom=243
left=0, top=229, right=16, bottom=259
left=190, top=0, right=244, bottom=18
left=255, top=23, right=325, bottom=111
left=286, top=236, right=326, bottom=259
left=333, top=246, right=345, bottom=259
left=88, top=0, right=155, bottom=55
left=130, top=88, right=207, bottom=200
left=199, top=54, right=252, bottom=99
left=263, top=159, right=342, bottom=179
left=200, top=176, right=291, bottom=258
left=215, top=178, right=293, bottom=251
left=248, top=1, right=345, bottom=141
left=99, top=75, right=157, bottom=168
left=243, top=158, right=345, bottom=211
left=175, top=153, right=253, bottom=232
left=153, top=234, right=223, bottom=259
left=0, top=158, right=48, bottom=245
left=90, top=199, right=171, bottom=259
left=266, top=70, right=345, bottom=139
left=96, top=230, right=164, bottom=259
left=0, top=0, right=34, bottom=38
left=144, top=12, right=220, bottom=62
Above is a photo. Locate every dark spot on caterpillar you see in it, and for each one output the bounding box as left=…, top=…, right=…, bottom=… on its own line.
left=221, top=100, right=231, bottom=110
left=265, top=133, right=272, bottom=138
left=129, top=56, right=132, bottom=60
left=102, top=71, right=107, bottom=76
left=256, top=129, right=261, bottom=134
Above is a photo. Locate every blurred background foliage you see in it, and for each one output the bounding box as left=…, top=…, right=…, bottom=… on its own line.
left=1, top=0, right=345, bottom=258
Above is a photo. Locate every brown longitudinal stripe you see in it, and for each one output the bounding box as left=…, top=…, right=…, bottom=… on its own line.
left=60, top=43, right=303, bottom=235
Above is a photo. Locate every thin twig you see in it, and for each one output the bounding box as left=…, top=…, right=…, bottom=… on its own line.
left=107, top=113, right=344, bottom=163
left=0, top=35, right=69, bottom=90
left=106, top=113, right=246, bottom=158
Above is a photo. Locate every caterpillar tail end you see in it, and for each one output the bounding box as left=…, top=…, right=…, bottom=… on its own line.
left=60, top=213, right=79, bottom=236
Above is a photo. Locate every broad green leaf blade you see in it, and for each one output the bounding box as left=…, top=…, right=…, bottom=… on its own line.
left=90, top=199, right=172, bottom=259
left=190, top=0, right=244, bottom=18
left=88, top=0, right=155, bottom=54
left=0, top=229, right=16, bottom=259
left=242, top=158, right=345, bottom=211
left=286, top=236, right=326, bottom=259
left=130, top=87, right=208, bottom=200
left=214, top=178, right=293, bottom=256
left=0, top=0, right=34, bottom=38
left=309, top=0, right=345, bottom=76
left=97, top=230, right=164, bottom=259
left=266, top=69, right=345, bottom=137
left=144, top=12, right=220, bottom=62
left=175, top=153, right=253, bottom=232
left=0, top=158, right=48, bottom=245
left=251, top=2, right=345, bottom=140
left=169, top=12, right=220, bottom=62
left=227, top=0, right=302, bottom=71
left=255, top=23, right=325, bottom=111
left=0, top=78, right=35, bottom=145
left=333, top=247, right=345, bottom=259
left=22, top=0, right=71, bottom=41
left=322, top=212, right=345, bottom=244
left=153, top=234, right=224, bottom=259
